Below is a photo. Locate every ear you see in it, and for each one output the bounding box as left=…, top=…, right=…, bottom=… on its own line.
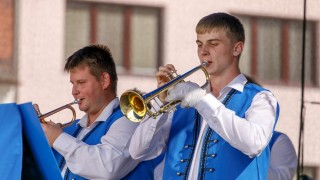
left=101, top=72, right=111, bottom=90
left=233, top=41, right=244, bottom=57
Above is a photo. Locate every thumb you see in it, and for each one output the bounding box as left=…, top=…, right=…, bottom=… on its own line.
left=180, top=100, right=190, bottom=108
left=165, top=93, right=175, bottom=102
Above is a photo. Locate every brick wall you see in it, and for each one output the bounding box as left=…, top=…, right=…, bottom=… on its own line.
left=0, top=0, right=14, bottom=75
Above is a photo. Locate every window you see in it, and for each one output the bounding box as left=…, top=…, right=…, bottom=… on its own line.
left=0, top=0, right=16, bottom=103
left=65, top=2, right=163, bottom=75
left=238, top=15, right=317, bottom=86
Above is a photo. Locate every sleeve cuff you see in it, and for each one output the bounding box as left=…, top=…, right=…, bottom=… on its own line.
left=53, top=132, right=76, bottom=155
left=196, top=93, right=222, bottom=111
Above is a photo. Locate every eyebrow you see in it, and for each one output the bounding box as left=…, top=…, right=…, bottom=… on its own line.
left=196, top=39, right=221, bottom=44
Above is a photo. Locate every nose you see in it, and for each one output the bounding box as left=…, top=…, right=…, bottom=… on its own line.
left=199, top=45, right=209, bottom=58
left=72, top=84, right=79, bottom=97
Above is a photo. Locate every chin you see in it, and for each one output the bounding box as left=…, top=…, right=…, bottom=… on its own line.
left=78, top=105, right=87, bottom=112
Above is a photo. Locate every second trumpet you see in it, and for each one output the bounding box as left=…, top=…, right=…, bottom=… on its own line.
left=120, top=61, right=209, bottom=122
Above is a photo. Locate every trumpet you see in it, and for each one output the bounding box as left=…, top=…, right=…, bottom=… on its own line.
left=120, top=61, right=209, bottom=122
left=33, top=100, right=79, bottom=128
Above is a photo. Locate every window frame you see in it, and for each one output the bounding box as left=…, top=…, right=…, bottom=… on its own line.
left=237, top=14, right=318, bottom=87
left=66, top=1, right=164, bottom=76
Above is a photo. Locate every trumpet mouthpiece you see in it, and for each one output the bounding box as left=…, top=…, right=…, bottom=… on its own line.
left=73, top=99, right=80, bottom=104
left=201, top=61, right=208, bottom=67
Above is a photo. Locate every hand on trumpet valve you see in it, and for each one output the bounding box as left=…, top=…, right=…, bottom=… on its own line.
left=156, top=64, right=177, bottom=102
left=41, top=120, right=63, bottom=147
left=33, top=101, right=78, bottom=146
left=166, top=81, right=206, bottom=108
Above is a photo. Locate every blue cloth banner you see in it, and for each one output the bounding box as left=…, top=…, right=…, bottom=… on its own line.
left=0, top=103, right=23, bottom=180
left=18, top=102, right=62, bottom=180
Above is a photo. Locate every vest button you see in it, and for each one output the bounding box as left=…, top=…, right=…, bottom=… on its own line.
left=208, top=168, right=215, bottom=172
left=184, top=145, right=189, bottom=148
left=177, top=172, right=181, bottom=176
left=180, top=159, right=184, bottom=162
left=211, top=154, right=216, bottom=158
left=213, top=139, right=218, bottom=143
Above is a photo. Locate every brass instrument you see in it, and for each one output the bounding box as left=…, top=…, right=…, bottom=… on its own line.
left=120, top=61, right=209, bottom=122
left=33, top=100, right=79, bottom=128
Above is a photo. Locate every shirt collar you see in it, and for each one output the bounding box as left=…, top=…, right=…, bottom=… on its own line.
left=205, top=74, right=247, bottom=100
left=78, top=98, right=120, bottom=127
left=223, top=73, right=247, bottom=93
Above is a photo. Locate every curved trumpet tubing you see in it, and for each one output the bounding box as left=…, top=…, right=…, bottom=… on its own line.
left=34, top=100, right=79, bottom=128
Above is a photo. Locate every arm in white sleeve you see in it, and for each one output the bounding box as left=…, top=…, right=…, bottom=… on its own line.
left=267, top=133, right=297, bottom=180
left=195, top=90, right=278, bottom=156
left=129, top=112, right=173, bottom=161
left=53, top=117, right=141, bottom=180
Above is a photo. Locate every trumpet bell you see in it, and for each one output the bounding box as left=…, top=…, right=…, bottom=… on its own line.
left=120, top=91, right=147, bottom=122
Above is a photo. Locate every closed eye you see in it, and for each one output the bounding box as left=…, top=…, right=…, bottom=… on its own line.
left=210, top=43, right=218, bottom=47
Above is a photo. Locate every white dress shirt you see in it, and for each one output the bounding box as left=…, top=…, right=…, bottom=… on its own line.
left=53, top=98, right=140, bottom=180
left=129, top=74, right=279, bottom=179
left=267, top=133, right=297, bottom=180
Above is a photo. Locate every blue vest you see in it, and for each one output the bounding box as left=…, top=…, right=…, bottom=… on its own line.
left=163, top=83, right=280, bottom=180
left=54, top=106, right=156, bottom=180
left=269, top=131, right=282, bottom=149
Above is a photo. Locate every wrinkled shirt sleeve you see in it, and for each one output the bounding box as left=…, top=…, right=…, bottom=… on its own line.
left=129, top=112, right=173, bottom=161
left=195, top=90, right=278, bottom=156
left=53, top=117, right=141, bottom=180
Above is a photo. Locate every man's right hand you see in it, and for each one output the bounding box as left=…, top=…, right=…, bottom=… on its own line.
left=41, top=121, right=63, bottom=147
left=155, top=64, right=176, bottom=103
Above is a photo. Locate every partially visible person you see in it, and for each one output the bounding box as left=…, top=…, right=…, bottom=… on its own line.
left=130, top=12, right=280, bottom=179
left=268, top=131, right=298, bottom=180
left=243, top=76, right=297, bottom=180
left=41, top=44, right=152, bottom=180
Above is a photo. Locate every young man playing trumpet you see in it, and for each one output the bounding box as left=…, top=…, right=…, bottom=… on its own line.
left=129, top=12, right=280, bottom=179
left=41, top=44, right=153, bottom=179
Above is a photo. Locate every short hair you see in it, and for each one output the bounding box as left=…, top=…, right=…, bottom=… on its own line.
left=196, top=12, right=245, bottom=43
left=64, top=44, right=118, bottom=94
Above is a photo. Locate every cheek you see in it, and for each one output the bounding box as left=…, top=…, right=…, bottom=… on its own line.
left=197, top=49, right=201, bottom=57
left=90, top=84, right=105, bottom=98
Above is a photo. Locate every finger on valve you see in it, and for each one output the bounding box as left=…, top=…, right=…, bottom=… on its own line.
left=156, top=64, right=176, bottom=102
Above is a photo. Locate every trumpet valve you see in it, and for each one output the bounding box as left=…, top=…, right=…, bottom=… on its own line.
left=33, top=104, right=42, bottom=116
left=33, top=104, right=47, bottom=124
left=166, top=70, right=179, bottom=80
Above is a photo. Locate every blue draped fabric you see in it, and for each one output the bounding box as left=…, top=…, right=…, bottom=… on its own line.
left=0, top=103, right=23, bottom=180
left=18, top=102, right=62, bottom=180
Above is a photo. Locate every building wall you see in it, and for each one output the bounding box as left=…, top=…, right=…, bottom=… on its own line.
left=15, top=0, right=320, bottom=178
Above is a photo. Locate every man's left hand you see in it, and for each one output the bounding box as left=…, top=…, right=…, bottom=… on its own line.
left=166, top=81, right=206, bottom=108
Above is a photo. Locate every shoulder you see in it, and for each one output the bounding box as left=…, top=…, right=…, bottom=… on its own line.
left=244, top=82, right=267, bottom=93
left=271, top=132, right=295, bottom=151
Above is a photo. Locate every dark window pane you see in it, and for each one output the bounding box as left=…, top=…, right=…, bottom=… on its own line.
left=257, top=18, right=281, bottom=81
left=65, top=3, right=91, bottom=57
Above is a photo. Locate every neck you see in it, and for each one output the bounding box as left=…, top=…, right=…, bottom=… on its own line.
left=86, top=96, right=115, bottom=127
left=210, top=71, right=240, bottom=97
